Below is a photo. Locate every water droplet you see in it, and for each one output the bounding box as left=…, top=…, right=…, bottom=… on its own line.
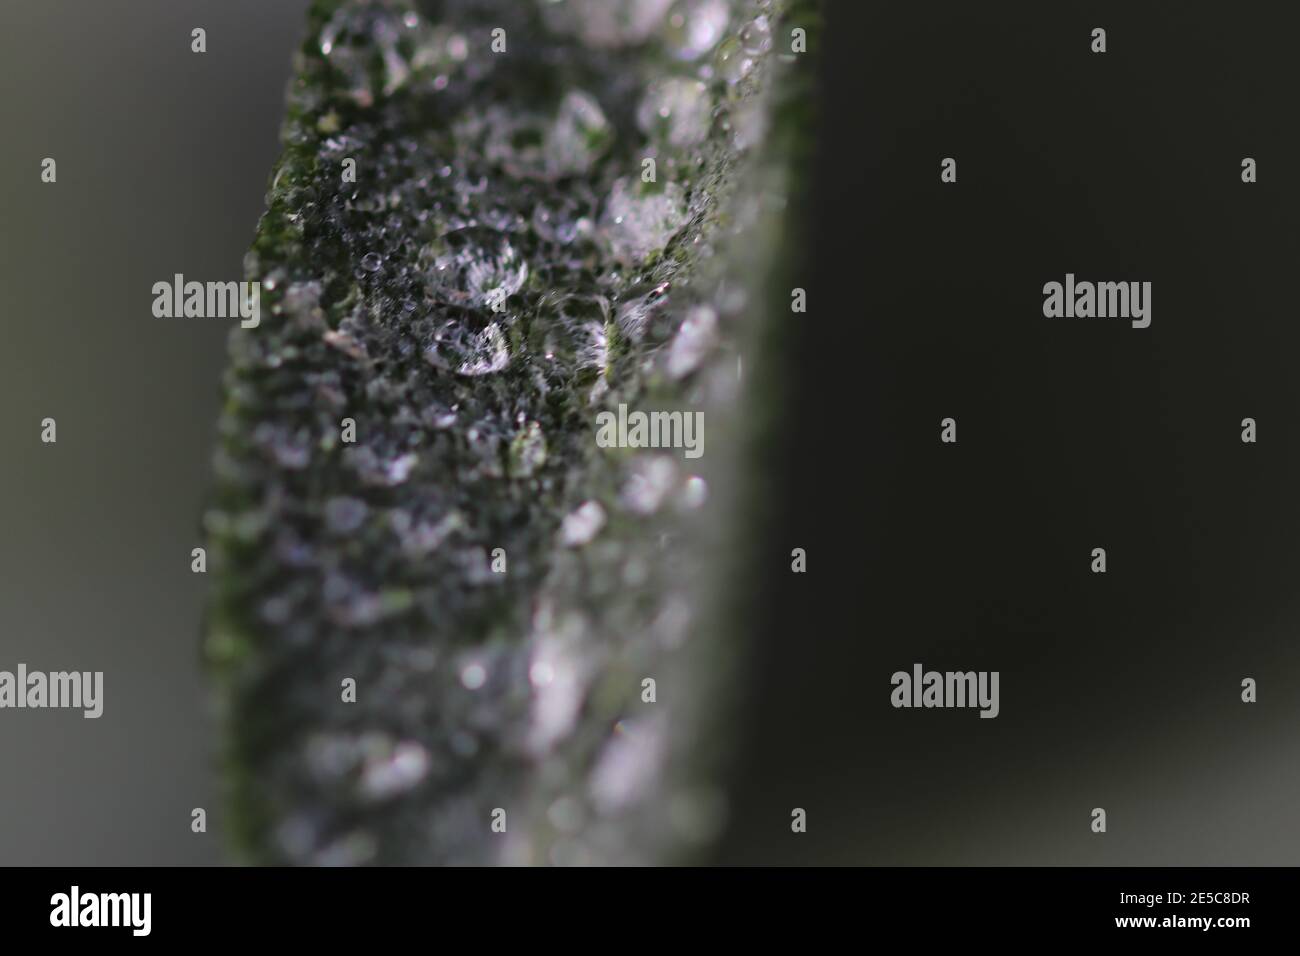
left=637, top=78, right=712, bottom=148
left=663, top=304, right=718, bottom=378
left=716, top=34, right=753, bottom=87
left=530, top=661, right=555, bottom=688
left=254, top=422, right=314, bottom=470
left=390, top=509, right=463, bottom=557
left=526, top=611, right=593, bottom=754
left=360, top=741, right=430, bottom=800
left=325, top=582, right=405, bottom=629
left=664, top=0, right=730, bottom=60
left=546, top=91, right=613, bottom=178
left=509, top=421, right=548, bottom=477
left=319, top=3, right=421, bottom=105
left=621, top=456, right=678, bottom=514
left=532, top=202, right=587, bottom=245
left=455, top=322, right=511, bottom=376
left=547, top=796, right=586, bottom=834
left=421, top=402, right=458, bottom=429
left=477, top=106, right=550, bottom=175
left=682, top=475, right=708, bottom=508
left=560, top=500, right=606, bottom=547
left=460, top=662, right=488, bottom=690
left=381, top=452, right=418, bottom=485
left=422, top=228, right=528, bottom=309
left=728, top=94, right=769, bottom=151
left=314, top=832, right=378, bottom=866
left=600, top=177, right=688, bottom=264
left=589, top=716, right=666, bottom=813
left=324, top=496, right=368, bottom=533
left=324, top=329, right=368, bottom=360
left=741, top=14, right=773, bottom=55
left=577, top=320, right=610, bottom=371
left=360, top=251, right=383, bottom=272
left=615, top=296, right=655, bottom=344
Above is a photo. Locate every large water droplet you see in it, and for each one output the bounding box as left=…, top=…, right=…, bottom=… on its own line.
left=600, top=178, right=688, bottom=264
left=664, top=0, right=731, bottom=60
left=422, top=228, right=528, bottom=309
left=740, top=14, right=773, bottom=56
left=454, top=322, right=511, bottom=377
left=546, top=91, right=613, bottom=178
left=716, top=34, right=753, bottom=88
left=637, top=78, right=712, bottom=148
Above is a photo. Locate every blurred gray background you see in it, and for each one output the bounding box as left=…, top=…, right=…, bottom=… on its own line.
left=0, top=0, right=309, bottom=864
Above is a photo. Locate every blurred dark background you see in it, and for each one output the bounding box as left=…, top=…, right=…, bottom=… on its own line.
left=722, top=0, right=1300, bottom=864
left=0, top=0, right=309, bottom=865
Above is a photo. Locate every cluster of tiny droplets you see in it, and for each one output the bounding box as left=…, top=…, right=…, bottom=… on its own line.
left=208, top=0, right=792, bottom=864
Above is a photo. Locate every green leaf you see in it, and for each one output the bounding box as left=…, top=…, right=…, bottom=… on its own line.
left=205, top=0, right=816, bottom=865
